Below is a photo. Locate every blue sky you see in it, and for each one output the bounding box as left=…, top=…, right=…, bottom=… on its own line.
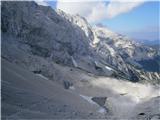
left=45, top=1, right=159, bottom=41
left=102, top=1, right=159, bottom=41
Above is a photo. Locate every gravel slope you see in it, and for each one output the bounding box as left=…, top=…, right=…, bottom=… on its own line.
left=1, top=59, right=105, bottom=119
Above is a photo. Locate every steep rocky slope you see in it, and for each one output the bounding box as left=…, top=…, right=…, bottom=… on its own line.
left=2, top=1, right=160, bottom=83
left=56, top=9, right=160, bottom=83
left=1, top=1, right=160, bottom=119
left=2, top=58, right=160, bottom=119
left=2, top=59, right=105, bottom=119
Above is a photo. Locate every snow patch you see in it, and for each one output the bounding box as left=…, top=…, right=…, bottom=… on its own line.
left=93, top=32, right=100, bottom=45
left=79, top=94, right=96, bottom=105
left=105, top=66, right=113, bottom=71
left=36, top=74, right=48, bottom=80
left=69, top=86, right=75, bottom=90
left=94, top=61, right=98, bottom=66
left=71, top=56, right=78, bottom=67
left=98, top=107, right=106, bottom=114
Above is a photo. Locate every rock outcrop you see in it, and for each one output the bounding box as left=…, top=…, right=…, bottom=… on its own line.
left=1, top=1, right=160, bottom=84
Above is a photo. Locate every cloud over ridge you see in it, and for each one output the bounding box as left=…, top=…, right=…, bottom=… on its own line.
left=106, top=1, right=144, bottom=18
left=56, top=0, right=144, bottom=23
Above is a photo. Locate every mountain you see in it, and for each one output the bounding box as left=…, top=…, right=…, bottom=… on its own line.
left=134, top=39, right=160, bottom=46
left=1, top=1, right=160, bottom=119
left=133, top=39, right=160, bottom=55
left=2, top=1, right=160, bottom=83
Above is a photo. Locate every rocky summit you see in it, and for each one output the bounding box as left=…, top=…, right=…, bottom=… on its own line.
left=1, top=1, right=160, bottom=119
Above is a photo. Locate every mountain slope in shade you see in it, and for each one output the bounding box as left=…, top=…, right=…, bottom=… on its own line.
left=1, top=1, right=160, bottom=119
left=2, top=59, right=104, bottom=119
left=2, top=58, right=160, bottom=119
left=56, top=9, right=160, bottom=82
left=2, top=1, right=160, bottom=84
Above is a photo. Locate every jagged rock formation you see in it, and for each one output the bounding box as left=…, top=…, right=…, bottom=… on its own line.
left=1, top=1, right=160, bottom=119
left=2, top=1, right=160, bottom=84
left=60, top=12, right=160, bottom=82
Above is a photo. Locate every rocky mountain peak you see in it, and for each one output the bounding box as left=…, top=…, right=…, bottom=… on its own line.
left=1, top=1, right=160, bottom=84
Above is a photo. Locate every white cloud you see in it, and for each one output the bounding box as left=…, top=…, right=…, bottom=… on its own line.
left=106, top=1, right=144, bottom=19
left=56, top=0, right=144, bottom=23
left=87, top=2, right=108, bottom=23
left=56, top=1, right=98, bottom=17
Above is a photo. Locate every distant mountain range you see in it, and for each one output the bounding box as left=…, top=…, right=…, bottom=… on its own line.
left=134, top=39, right=159, bottom=45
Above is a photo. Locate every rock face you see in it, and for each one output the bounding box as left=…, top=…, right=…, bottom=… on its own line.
left=1, top=59, right=104, bottom=119
left=1, top=1, right=160, bottom=119
left=1, top=1, right=160, bottom=83
left=2, top=1, right=91, bottom=65
left=91, top=97, right=107, bottom=106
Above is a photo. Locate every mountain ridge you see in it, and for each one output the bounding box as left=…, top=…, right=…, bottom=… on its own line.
left=2, top=1, right=160, bottom=83
left=1, top=1, right=160, bottom=119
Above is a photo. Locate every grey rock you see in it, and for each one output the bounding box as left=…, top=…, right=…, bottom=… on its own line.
left=91, top=97, right=107, bottom=106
